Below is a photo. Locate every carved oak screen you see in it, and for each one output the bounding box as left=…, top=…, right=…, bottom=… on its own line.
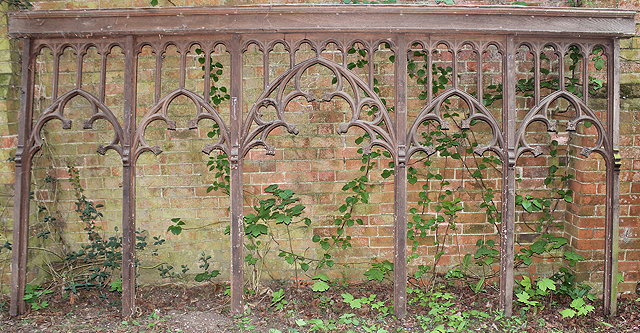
left=8, top=5, right=635, bottom=318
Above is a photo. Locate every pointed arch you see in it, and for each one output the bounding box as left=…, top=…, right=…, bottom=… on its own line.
left=242, top=56, right=396, bottom=158
left=407, top=88, right=505, bottom=159
left=29, top=89, right=125, bottom=158
left=515, top=90, right=610, bottom=161
left=133, top=88, right=230, bottom=160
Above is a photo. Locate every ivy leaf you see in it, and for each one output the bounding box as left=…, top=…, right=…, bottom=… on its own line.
left=150, top=0, right=159, bottom=6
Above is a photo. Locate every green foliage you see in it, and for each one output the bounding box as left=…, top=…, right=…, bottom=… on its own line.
left=0, top=0, right=32, bottom=9
left=194, top=252, right=220, bottom=282
left=270, top=288, right=288, bottom=310
left=341, top=293, right=377, bottom=309
left=560, top=297, right=595, bottom=318
left=109, top=279, right=123, bottom=293
left=195, top=48, right=230, bottom=106
left=410, top=287, right=492, bottom=333
left=23, top=284, right=53, bottom=311
left=364, top=260, right=393, bottom=282
left=63, top=166, right=166, bottom=293
left=167, top=218, right=185, bottom=235
left=311, top=274, right=331, bottom=292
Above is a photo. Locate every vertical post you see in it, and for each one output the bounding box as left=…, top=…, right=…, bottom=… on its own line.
left=603, top=39, right=621, bottom=317
left=229, top=34, right=244, bottom=315
left=10, top=38, right=34, bottom=317
left=393, top=34, right=408, bottom=318
left=121, top=36, right=138, bottom=317
left=500, top=36, right=517, bottom=317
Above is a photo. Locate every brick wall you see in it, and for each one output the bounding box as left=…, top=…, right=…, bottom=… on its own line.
left=0, top=0, right=638, bottom=297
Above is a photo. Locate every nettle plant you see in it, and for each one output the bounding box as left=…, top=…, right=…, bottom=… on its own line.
left=167, top=38, right=604, bottom=318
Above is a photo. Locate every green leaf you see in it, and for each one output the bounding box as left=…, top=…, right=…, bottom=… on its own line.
left=564, top=250, right=584, bottom=266
left=560, top=308, right=577, bottom=318
left=530, top=240, right=547, bottom=254
left=311, top=281, right=330, bottom=292
left=245, top=224, right=268, bottom=237
left=537, top=278, right=556, bottom=292
left=570, top=297, right=586, bottom=309
left=313, top=273, right=330, bottom=281
left=167, top=225, right=182, bottom=235
left=150, top=0, right=159, bottom=6
left=520, top=276, right=532, bottom=290
left=594, top=58, right=605, bottom=71
left=265, top=184, right=279, bottom=193
left=516, top=291, right=530, bottom=302
left=109, top=279, right=123, bottom=292
left=364, top=268, right=385, bottom=281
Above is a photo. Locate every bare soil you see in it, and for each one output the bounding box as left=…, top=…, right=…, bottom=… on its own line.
left=0, top=282, right=638, bottom=332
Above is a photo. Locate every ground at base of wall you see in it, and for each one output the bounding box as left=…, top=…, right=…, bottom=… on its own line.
left=0, top=282, right=638, bottom=333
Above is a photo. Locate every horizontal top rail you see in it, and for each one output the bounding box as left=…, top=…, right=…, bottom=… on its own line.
left=8, top=5, right=637, bottom=38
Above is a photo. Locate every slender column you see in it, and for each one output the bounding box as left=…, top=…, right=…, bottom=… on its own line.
left=10, top=38, right=34, bottom=317
left=121, top=36, right=138, bottom=317
left=393, top=34, right=408, bottom=318
left=499, top=36, right=516, bottom=317
left=229, top=34, right=244, bottom=315
left=603, top=39, right=621, bottom=317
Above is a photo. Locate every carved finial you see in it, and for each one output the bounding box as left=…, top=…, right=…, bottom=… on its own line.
left=96, top=145, right=107, bottom=155
left=440, top=120, right=450, bottom=131
left=83, top=119, right=94, bottom=130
